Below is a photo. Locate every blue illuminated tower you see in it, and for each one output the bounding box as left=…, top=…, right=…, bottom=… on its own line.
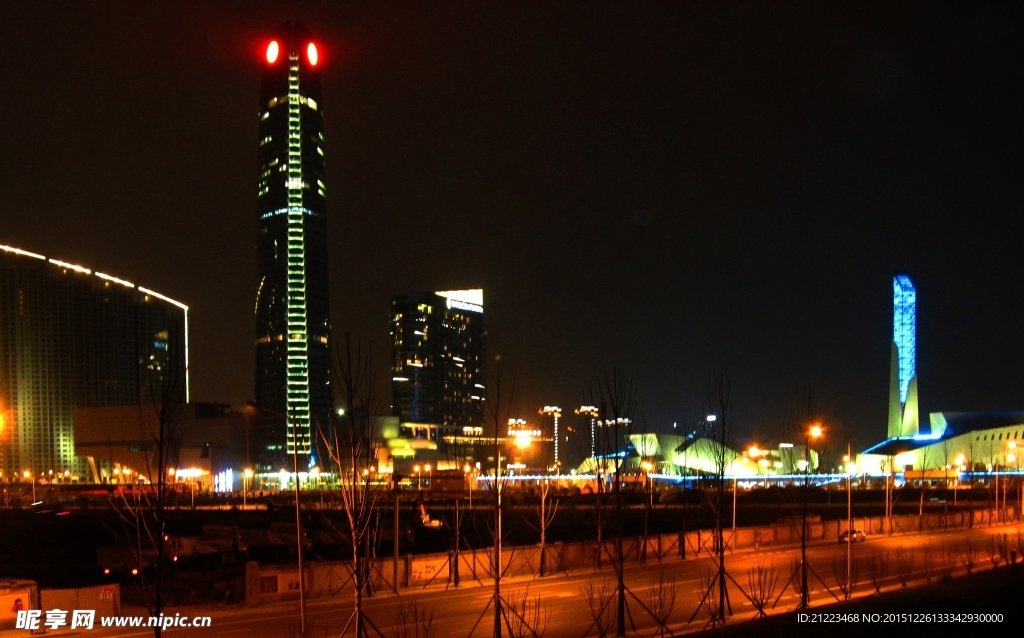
left=253, top=23, right=331, bottom=472
left=887, top=275, right=919, bottom=437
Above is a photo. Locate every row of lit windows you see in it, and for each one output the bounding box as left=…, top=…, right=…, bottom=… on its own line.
left=975, top=430, right=1021, bottom=441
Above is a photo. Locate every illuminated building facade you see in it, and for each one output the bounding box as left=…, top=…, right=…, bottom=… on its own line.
left=539, top=406, right=562, bottom=468
left=254, top=22, right=332, bottom=472
left=0, top=245, right=188, bottom=479
left=391, top=290, right=485, bottom=444
left=888, top=274, right=919, bottom=437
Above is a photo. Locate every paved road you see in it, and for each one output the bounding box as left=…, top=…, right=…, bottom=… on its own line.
left=93, top=521, right=1023, bottom=637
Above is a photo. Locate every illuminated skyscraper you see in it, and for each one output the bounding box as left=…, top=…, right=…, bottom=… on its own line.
left=888, top=274, right=919, bottom=437
left=391, top=290, right=485, bottom=443
left=0, top=244, right=188, bottom=479
left=254, top=23, right=331, bottom=472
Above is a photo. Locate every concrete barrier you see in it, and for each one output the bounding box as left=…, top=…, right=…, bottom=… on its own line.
left=38, top=584, right=120, bottom=620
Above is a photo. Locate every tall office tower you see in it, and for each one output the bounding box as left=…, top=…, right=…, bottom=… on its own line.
left=0, top=244, right=188, bottom=479
left=254, top=23, right=332, bottom=472
left=887, top=274, right=919, bottom=438
left=391, top=290, right=485, bottom=443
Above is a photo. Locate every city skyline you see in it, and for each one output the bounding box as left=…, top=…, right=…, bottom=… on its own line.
left=3, top=4, right=1023, bottom=447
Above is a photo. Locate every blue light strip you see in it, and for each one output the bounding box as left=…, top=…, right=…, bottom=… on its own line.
left=893, top=275, right=916, bottom=406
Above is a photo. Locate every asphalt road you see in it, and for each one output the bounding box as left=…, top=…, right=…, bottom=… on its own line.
left=90, top=521, right=1023, bottom=637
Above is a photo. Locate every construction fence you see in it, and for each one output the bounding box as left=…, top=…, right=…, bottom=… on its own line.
left=245, top=506, right=1018, bottom=605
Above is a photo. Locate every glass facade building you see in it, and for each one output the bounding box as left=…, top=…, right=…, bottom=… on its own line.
left=391, top=290, right=485, bottom=442
left=0, top=244, right=188, bottom=479
left=253, top=22, right=332, bottom=472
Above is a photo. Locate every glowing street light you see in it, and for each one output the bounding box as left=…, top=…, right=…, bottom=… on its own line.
left=800, top=422, right=824, bottom=609
left=515, top=432, right=532, bottom=450
left=243, top=468, right=254, bottom=509
left=23, top=470, right=36, bottom=502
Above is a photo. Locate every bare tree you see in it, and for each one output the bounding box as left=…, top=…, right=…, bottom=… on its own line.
left=321, top=334, right=384, bottom=638
left=697, top=568, right=721, bottom=629
left=941, top=540, right=956, bottom=578
left=985, top=535, right=1004, bottom=568
left=921, top=541, right=933, bottom=582
left=108, top=346, right=186, bottom=637
left=967, top=438, right=977, bottom=527
left=580, top=578, right=616, bottom=638
left=961, top=539, right=978, bottom=574
left=645, top=573, right=677, bottom=638
left=940, top=438, right=954, bottom=529
left=572, top=401, right=607, bottom=572
left=393, top=598, right=436, bottom=638
left=504, top=587, right=551, bottom=638
left=699, top=374, right=734, bottom=626
left=866, top=550, right=889, bottom=594
left=797, top=387, right=823, bottom=608
left=469, top=360, right=544, bottom=638
left=746, top=561, right=778, bottom=618
left=917, top=445, right=932, bottom=525
left=895, top=547, right=914, bottom=588
left=592, top=370, right=637, bottom=637
left=529, top=479, right=558, bottom=577
left=831, top=553, right=859, bottom=600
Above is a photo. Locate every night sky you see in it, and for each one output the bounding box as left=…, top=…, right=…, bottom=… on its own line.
left=3, top=3, right=1023, bottom=451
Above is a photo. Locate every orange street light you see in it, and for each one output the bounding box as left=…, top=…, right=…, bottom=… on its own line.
left=515, top=432, right=532, bottom=449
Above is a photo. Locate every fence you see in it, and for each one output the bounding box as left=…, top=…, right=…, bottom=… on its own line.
left=244, top=506, right=1017, bottom=605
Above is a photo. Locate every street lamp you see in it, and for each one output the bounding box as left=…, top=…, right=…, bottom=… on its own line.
left=954, top=454, right=965, bottom=507
left=23, top=470, right=35, bottom=503
left=245, top=401, right=307, bottom=638
left=640, top=460, right=654, bottom=564
left=414, top=465, right=421, bottom=490
left=244, top=468, right=254, bottom=509
left=800, top=423, right=823, bottom=610
left=843, top=440, right=853, bottom=600
left=425, top=464, right=432, bottom=489
left=1009, top=441, right=1021, bottom=522
left=464, top=463, right=474, bottom=508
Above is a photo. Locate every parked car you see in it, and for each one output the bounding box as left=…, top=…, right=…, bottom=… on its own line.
left=839, top=529, right=866, bottom=543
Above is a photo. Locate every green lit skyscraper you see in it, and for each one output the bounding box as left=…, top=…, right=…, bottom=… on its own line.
left=254, top=22, right=331, bottom=472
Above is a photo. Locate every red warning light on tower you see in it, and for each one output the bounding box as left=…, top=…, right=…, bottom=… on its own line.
left=266, top=40, right=280, bottom=64
left=306, top=42, right=319, bottom=66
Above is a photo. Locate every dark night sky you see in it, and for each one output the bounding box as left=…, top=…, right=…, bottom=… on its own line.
left=3, top=2, right=1023, bottom=451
